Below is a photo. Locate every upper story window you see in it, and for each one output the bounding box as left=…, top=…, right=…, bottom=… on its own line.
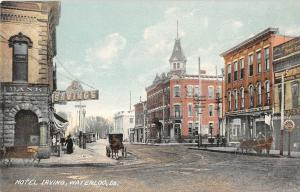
left=194, top=86, right=199, bottom=97
left=248, top=54, right=253, bottom=76
left=9, top=32, right=32, bottom=82
left=234, top=90, right=238, bottom=110
left=264, top=47, right=270, bottom=71
left=187, top=85, right=193, bottom=97
left=173, top=63, right=176, bottom=69
left=208, top=86, right=214, bottom=99
left=239, top=58, right=244, bottom=80
left=177, top=63, right=180, bottom=69
left=228, top=91, right=232, bottom=111
left=227, top=64, right=231, bottom=83
left=240, top=87, right=244, bottom=109
left=174, top=85, right=180, bottom=97
left=292, top=81, right=299, bottom=108
left=188, top=103, right=193, bottom=116
left=249, top=85, right=254, bottom=108
left=233, top=61, right=238, bottom=81
left=265, top=81, right=270, bottom=106
left=256, top=51, right=261, bottom=73
left=257, top=82, right=262, bottom=106
left=208, top=104, right=214, bottom=116
left=174, top=104, right=181, bottom=118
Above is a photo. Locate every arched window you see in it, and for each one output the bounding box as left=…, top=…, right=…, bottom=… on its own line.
left=9, top=32, right=32, bottom=82
left=265, top=81, right=270, bottom=106
left=249, top=85, right=254, bottom=108
left=240, top=87, right=244, bottom=109
left=257, top=82, right=262, bottom=106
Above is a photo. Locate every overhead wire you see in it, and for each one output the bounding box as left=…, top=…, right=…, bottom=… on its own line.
left=1, top=31, right=97, bottom=90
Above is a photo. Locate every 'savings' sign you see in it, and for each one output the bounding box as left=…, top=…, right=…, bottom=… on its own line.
left=52, top=81, right=99, bottom=103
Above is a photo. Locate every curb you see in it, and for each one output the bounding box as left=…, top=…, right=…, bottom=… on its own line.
left=35, top=162, right=115, bottom=168
left=188, top=147, right=284, bottom=158
left=130, top=143, right=197, bottom=146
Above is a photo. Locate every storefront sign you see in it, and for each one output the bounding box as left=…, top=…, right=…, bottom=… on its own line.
left=52, top=81, right=99, bottom=103
left=52, top=90, right=99, bottom=102
left=2, top=84, right=48, bottom=93
left=274, top=36, right=300, bottom=60
left=284, top=119, right=295, bottom=132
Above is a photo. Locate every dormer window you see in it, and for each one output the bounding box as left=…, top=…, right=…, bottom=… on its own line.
left=9, top=32, right=32, bottom=82
left=173, top=63, right=176, bottom=69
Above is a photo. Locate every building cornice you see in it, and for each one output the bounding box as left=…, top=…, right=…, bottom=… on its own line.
left=220, top=28, right=279, bottom=57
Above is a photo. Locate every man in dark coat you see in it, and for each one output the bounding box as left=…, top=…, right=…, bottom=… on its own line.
left=66, top=135, right=73, bottom=154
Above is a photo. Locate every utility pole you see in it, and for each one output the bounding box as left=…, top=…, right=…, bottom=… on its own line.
left=198, top=57, right=202, bottom=147
left=280, top=72, right=285, bottom=156
left=143, top=101, right=146, bottom=143
left=162, top=88, right=165, bottom=141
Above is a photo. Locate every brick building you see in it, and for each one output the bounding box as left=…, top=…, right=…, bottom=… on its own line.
left=133, top=100, right=146, bottom=143
left=0, top=1, right=60, bottom=158
left=273, top=36, right=300, bottom=151
left=146, top=33, right=222, bottom=142
left=220, top=28, right=292, bottom=145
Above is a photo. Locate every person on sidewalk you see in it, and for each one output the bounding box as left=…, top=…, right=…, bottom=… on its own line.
left=66, top=135, right=74, bottom=154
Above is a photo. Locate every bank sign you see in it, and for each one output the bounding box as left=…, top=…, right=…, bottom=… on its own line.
left=52, top=81, right=99, bottom=103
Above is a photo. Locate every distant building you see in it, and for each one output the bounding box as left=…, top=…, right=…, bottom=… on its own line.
left=0, top=1, right=61, bottom=158
left=220, top=28, right=292, bottom=146
left=133, top=100, right=146, bottom=142
left=273, top=36, right=300, bottom=151
left=145, top=31, right=222, bottom=142
left=111, top=111, right=135, bottom=142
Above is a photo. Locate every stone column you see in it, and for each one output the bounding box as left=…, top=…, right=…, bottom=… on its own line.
left=38, top=121, right=50, bottom=159
left=39, top=122, right=48, bottom=146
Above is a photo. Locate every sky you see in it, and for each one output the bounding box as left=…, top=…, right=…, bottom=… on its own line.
left=55, top=0, right=300, bottom=120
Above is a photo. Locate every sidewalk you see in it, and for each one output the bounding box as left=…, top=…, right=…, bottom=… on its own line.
left=189, top=146, right=300, bottom=158
left=129, top=142, right=196, bottom=146
left=37, top=139, right=117, bottom=167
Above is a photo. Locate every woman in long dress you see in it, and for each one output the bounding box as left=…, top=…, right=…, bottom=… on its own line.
left=66, top=135, right=73, bottom=154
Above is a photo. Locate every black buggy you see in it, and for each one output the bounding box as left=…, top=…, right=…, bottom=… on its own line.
left=106, top=134, right=127, bottom=159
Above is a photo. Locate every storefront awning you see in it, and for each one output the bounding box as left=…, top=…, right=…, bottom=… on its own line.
left=50, top=112, right=69, bottom=134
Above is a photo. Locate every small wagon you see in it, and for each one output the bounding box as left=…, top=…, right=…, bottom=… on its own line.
left=106, top=134, right=127, bottom=159
left=0, top=146, right=40, bottom=166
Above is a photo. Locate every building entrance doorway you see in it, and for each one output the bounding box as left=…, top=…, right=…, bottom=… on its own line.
left=15, top=110, right=39, bottom=146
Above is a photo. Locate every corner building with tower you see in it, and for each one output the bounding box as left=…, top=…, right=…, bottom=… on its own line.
left=145, top=32, right=222, bottom=143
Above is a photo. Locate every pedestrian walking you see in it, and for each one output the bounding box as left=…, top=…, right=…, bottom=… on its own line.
left=66, top=135, right=73, bottom=154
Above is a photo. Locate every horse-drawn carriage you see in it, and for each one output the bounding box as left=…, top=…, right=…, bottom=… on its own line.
left=106, top=134, right=127, bottom=159
left=0, top=146, right=40, bottom=166
left=238, top=136, right=273, bottom=155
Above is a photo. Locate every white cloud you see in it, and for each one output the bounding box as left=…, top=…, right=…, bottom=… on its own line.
left=232, top=20, right=243, bottom=28
left=283, top=26, right=300, bottom=36
left=85, top=33, right=127, bottom=67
